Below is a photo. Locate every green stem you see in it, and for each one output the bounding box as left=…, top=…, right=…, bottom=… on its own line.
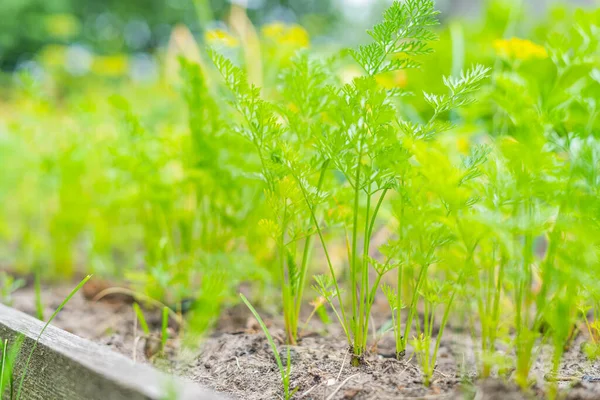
left=431, top=290, right=455, bottom=375
left=350, top=146, right=363, bottom=357
left=483, top=245, right=495, bottom=353
left=360, top=188, right=390, bottom=349
left=396, top=263, right=403, bottom=355
left=34, top=265, right=44, bottom=321
left=396, top=180, right=405, bottom=356
left=490, top=255, right=505, bottom=353
left=472, top=258, right=486, bottom=353
left=423, top=299, right=430, bottom=342
left=294, top=160, right=330, bottom=331
left=515, top=199, right=534, bottom=388
left=362, top=270, right=385, bottom=350
left=367, top=189, right=388, bottom=240
left=534, top=172, right=572, bottom=329
left=293, top=174, right=350, bottom=343
left=402, top=258, right=431, bottom=351
left=357, top=184, right=371, bottom=352
left=280, top=201, right=296, bottom=344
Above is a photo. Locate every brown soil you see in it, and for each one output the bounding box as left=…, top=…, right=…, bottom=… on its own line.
left=8, top=283, right=600, bottom=400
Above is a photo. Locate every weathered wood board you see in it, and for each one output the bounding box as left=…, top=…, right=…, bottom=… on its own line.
left=0, top=304, right=225, bottom=400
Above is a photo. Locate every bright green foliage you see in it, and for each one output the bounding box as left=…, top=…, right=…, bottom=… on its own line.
left=351, top=0, right=438, bottom=76
left=0, top=336, right=24, bottom=399
left=2, top=0, right=600, bottom=394
left=473, top=9, right=600, bottom=387
left=209, top=35, right=345, bottom=347
left=209, top=0, right=490, bottom=367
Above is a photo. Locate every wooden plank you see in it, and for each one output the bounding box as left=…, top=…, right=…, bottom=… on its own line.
left=0, top=304, right=225, bottom=400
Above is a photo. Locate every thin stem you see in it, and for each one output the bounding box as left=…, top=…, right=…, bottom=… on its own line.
left=360, top=189, right=390, bottom=348
left=396, top=262, right=403, bottom=355
left=490, top=255, right=505, bottom=352
left=34, top=265, right=44, bottom=321
left=402, top=258, right=431, bottom=351
left=293, top=174, right=350, bottom=343
left=362, top=271, right=385, bottom=347
left=0, top=339, right=7, bottom=393
left=396, top=180, right=405, bottom=356
left=294, top=160, right=330, bottom=328
left=432, top=290, right=456, bottom=372
left=583, top=311, right=596, bottom=345
left=358, top=184, right=372, bottom=352
left=350, top=146, right=363, bottom=355
left=280, top=201, right=295, bottom=344
left=423, top=299, right=430, bottom=342
left=367, top=189, right=389, bottom=242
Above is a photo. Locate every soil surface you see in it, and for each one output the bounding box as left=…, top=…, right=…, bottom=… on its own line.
left=8, top=282, right=600, bottom=400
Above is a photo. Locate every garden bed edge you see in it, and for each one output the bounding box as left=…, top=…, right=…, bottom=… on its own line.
left=0, top=303, right=226, bottom=400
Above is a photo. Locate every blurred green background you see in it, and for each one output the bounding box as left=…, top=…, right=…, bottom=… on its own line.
left=0, top=0, right=340, bottom=71
left=1, top=0, right=598, bottom=327
left=2, top=0, right=596, bottom=72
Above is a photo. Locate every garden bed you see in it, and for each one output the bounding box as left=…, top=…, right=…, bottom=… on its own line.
left=9, top=283, right=600, bottom=400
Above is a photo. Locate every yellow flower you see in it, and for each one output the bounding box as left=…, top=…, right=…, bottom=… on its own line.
left=204, top=29, right=238, bottom=47
left=44, top=14, right=80, bottom=39
left=91, top=54, right=129, bottom=76
left=261, top=22, right=286, bottom=38
left=261, top=22, right=309, bottom=48
left=493, top=37, right=548, bottom=61
left=285, top=25, right=310, bottom=47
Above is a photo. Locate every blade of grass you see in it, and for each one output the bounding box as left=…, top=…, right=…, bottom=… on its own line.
left=239, top=293, right=285, bottom=385
left=34, top=267, right=44, bottom=321
left=0, top=338, right=7, bottom=394
left=5, top=335, right=24, bottom=398
left=15, top=274, right=92, bottom=400
left=133, top=303, right=150, bottom=336
left=161, top=306, right=169, bottom=353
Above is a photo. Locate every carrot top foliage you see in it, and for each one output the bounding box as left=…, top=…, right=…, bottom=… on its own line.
left=208, top=0, right=492, bottom=365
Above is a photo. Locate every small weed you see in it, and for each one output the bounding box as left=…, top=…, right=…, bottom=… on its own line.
left=0, top=275, right=90, bottom=400
left=240, top=293, right=297, bottom=400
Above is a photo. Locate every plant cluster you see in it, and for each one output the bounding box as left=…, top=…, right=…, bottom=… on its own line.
left=205, top=0, right=600, bottom=392
left=209, top=0, right=490, bottom=376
